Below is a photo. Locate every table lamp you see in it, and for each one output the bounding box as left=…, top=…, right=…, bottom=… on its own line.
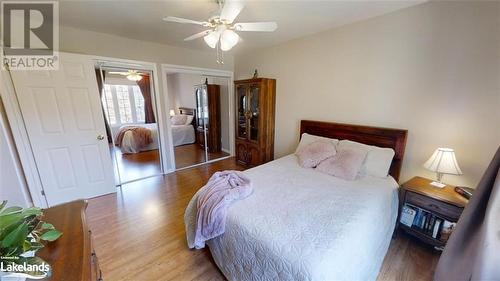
left=423, top=148, right=462, bottom=188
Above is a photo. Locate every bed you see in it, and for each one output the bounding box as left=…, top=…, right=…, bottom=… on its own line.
left=171, top=107, right=196, bottom=147
left=186, top=120, right=408, bottom=280
left=116, top=123, right=159, bottom=154
left=116, top=108, right=195, bottom=153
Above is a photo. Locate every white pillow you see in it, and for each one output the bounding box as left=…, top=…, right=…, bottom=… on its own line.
left=171, top=114, right=187, bottom=125
left=185, top=115, right=194, bottom=125
left=295, top=133, right=339, bottom=154
left=337, top=140, right=395, bottom=178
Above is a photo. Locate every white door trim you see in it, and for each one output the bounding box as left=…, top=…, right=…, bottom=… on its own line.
left=93, top=56, right=169, bottom=174
left=160, top=63, right=235, bottom=171
left=0, top=53, right=169, bottom=207
left=0, top=67, right=47, bottom=207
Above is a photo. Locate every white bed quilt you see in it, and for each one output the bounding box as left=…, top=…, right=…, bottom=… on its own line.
left=172, top=124, right=195, bottom=147
left=185, top=155, right=399, bottom=281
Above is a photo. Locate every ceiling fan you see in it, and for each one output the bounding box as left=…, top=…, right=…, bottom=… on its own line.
left=108, top=70, right=144, bottom=81
left=163, top=0, right=277, bottom=63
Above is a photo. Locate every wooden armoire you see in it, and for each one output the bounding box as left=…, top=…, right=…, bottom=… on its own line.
left=195, top=83, right=221, bottom=153
left=235, top=78, right=276, bottom=167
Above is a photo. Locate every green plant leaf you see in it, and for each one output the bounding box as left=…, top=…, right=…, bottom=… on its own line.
left=29, top=241, right=44, bottom=251
left=1, top=222, right=29, bottom=248
left=41, top=222, right=55, bottom=230
left=0, top=206, right=23, bottom=216
left=0, top=213, right=23, bottom=233
left=22, top=240, right=32, bottom=252
left=0, top=200, right=7, bottom=212
left=39, top=230, right=62, bottom=241
left=20, top=207, right=42, bottom=217
left=0, top=214, right=23, bottom=235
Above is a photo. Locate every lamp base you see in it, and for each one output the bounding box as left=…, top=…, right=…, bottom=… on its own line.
left=429, top=181, right=446, bottom=188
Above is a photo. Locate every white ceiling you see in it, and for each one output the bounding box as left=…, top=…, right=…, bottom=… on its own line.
left=59, top=0, right=425, bottom=54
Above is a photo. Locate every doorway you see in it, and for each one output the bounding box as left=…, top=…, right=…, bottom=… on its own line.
left=5, top=53, right=117, bottom=206
left=165, top=71, right=232, bottom=169
left=96, top=64, right=163, bottom=184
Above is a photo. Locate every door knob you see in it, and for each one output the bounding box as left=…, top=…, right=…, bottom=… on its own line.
left=97, top=134, right=105, bottom=140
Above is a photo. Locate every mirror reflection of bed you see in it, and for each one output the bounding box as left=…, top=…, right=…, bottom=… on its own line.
left=97, top=67, right=162, bottom=184
left=167, top=73, right=231, bottom=169
left=173, top=108, right=229, bottom=168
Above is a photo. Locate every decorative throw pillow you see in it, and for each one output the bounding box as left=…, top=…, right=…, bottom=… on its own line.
left=296, top=141, right=337, bottom=168
left=171, top=114, right=188, bottom=125
left=316, top=147, right=368, bottom=180
left=295, top=133, right=339, bottom=154
left=338, top=140, right=395, bottom=178
left=185, top=115, right=194, bottom=125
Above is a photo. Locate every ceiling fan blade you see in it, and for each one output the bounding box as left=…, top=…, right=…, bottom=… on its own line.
left=220, top=1, right=245, bottom=24
left=163, top=16, right=207, bottom=26
left=233, top=22, right=278, bottom=32
left=184, top=30, right=212, bottom=41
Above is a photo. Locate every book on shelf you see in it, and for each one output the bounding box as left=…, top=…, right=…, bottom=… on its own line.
left=400, top=203, right=456, bottom=242
left=432, top=218, right=443, bottom=238
left=400, top=205, right=417, bottom=227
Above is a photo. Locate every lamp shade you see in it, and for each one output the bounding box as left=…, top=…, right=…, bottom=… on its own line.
left=203, top=31, right=220, bottom=49
left=169, top=109, right=175, bottom=117
left=423, top=148, right=462, bottom=175
left=220, top=29, right=239, bottom=51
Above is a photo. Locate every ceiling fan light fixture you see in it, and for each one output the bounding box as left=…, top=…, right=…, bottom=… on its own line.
left=126, top=73, right=142, bottom=81
left=203, top=31, right=219, bottom=48
left=220, top=29, right=239, bottom=51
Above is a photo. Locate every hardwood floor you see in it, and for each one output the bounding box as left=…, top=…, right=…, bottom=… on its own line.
left=87, top=157, right=440, bottom=281
left=111, top=147, right=162, bottom=183
left=174, top=143, right=230, bottom=169
left=377, top=232, right=441, bottom=281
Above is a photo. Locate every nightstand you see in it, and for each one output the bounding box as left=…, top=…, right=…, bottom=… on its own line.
left=398, top=176, right=469, bottom=248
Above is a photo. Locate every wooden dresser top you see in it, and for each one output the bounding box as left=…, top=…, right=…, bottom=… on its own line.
left=38, top=200, right=90, bottom=281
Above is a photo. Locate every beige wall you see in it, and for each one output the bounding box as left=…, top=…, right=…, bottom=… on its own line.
left=167, top=73, right=203, bottom=110
left=60, top=25, right=233, bottom=71
left=235, top=1, right=500, bottom=187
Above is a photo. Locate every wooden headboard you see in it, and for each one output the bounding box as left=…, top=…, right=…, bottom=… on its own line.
left=300, top=120, right=408, bottom=182
left=178, top=107, right=196, bottom=126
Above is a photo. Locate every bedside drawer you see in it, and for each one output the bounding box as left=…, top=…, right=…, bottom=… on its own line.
left=406, top=191, right=462, bottom=220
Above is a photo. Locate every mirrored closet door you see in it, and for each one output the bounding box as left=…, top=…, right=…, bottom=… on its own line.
left=96, top=65, right=162, bottom=185
left=166, top=73, right=230, bottom=169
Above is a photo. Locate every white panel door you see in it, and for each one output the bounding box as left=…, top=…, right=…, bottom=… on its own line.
left=10, top=53, right=115, bottom=206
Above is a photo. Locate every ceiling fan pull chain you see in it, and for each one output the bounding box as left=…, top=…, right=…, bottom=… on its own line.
left=216, top=42, right=220, bottom=64
left=216, top=41, right=224, bottom=64
left=220, top=46, right=224, bottom=64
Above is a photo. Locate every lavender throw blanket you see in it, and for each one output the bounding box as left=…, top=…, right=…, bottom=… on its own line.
left=185, top=170, right=252, bottom=249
